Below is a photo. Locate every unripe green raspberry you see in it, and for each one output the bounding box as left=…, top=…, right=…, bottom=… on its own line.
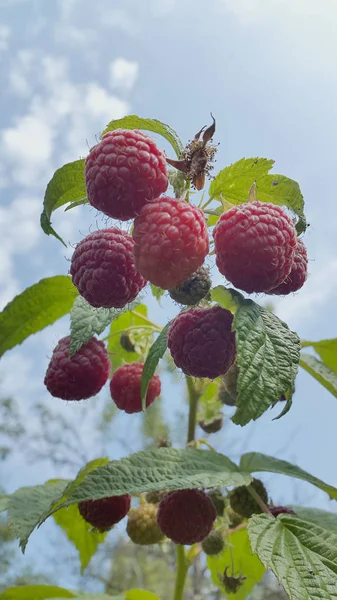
left=227, top=507, right=244, bottom=528
left=126, top=503, right=165, bottom=545
left=119, top=332, right=135, bottom=352
left=218, top=383, right=236, bottom=407
left=229, top=479, right=268, bottom=518
left=199, top=416, right=223, bottom=434
left=145, top=490, right=168, bottom=504
left=207, top=489, right=226, bottom=517
left=222, top=363, right=239, bottom=401
left=168, top=266, right=211, bottom=306
left=201, top=530, right=225, bottom=555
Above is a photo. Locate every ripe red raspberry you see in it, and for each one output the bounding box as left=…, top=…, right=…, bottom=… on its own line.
left=157, top=489, right=216, bottom=545
left=78, top=494, right=131, bottom=532
left=132, top=197, right=209, bottom=289
left=70, top=228, right=147, bottom=308
left=268, top=238, right=308, bottom=295
left=44, top=336, right=110, bottom=401
left=167, top=306, right=236, bottom=379
left=85, top=129, right=168, bottom=220
left=110, top=362, right=161, bottom=414
left=213, top=201, right=297, bottom=293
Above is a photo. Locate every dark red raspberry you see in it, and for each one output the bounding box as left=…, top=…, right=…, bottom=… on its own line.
left=168, top=266, right=212, bottom=305
left=213, top=201, right=297, bottom=293
left=110, top=362, right=161, bottom=413
left=44, top=336, right=110, bottom=401
left=268, top=238, right=308, bottom=295
left=85, top=129, right=168, bottom=220
left=157, top=489, right=216, bottom=545
left=167, top=306, right=236, bottom=379
left=78, top=494, right=131, bottom=532
left=132, top=197, right=209, bottom=289
left=70, top=228, right=147, bottom=308
left=269, top=506, right=296, bottom=518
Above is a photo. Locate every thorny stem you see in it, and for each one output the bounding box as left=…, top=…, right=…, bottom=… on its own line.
left=186, top=376, right=200, bottom=444
left=247, top=484, right=272, bottom=514
left=173, top=545, right=189, bottom=600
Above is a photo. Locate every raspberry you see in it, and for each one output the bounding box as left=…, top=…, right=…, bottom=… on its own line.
left=44, top=336, right=110, bottom=401
left=222, top=363, right=239, bottom=403
left=119, top=332, right=135, bottom=352
left=199, top=416, right=223, bottom=434
left=157, top=489, right=216, bottom=545
left=229, top=479, right=268, bottom=519
left=201, top=530, right=225, bottom=555
left=227, top=507, right=244, bottom=528
left=126, top=503, right=165, bottom=545
left=207, top=490, right=226, bottom=517
left=78, top=494, right=131, bottom=532
left=213, top=201, right=297, bottom=293
left=168, top=266, right=211, bottom=305
left=133, top=197, right=209, bottom=289
left=110, top=362, right=161, bottom=413
left=145, top=490, right=168, bottom=504
left=269, top=238, right=308, bottom=295
left=167, top=306, right=236, bottom=379
left=70, top=228, right=147, bottom=309
left=269, top=506, right=296, bottom=518
left=85, top=129, right=168, bottom=221
left=218, top=384, right=236, bottom=407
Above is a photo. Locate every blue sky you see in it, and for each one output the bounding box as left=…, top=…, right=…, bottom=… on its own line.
left=1, top=0, right=337, bottom=588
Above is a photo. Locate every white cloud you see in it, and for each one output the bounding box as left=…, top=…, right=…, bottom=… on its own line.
left=110, top=58, right=139, bottom=91
left=0, top=24, right=10, bottom=54
left=101, top=8, right=139, bottom=35
left=2, top=52, right=129, bottom=186
left=0, top=195, right=41, bottom=308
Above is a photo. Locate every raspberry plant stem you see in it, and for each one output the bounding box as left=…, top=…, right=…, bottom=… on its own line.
left=173, top=544, right=189, bottom=600
left=130, top=311, right=162, bottom=332
left=186, top=376, right=199, bottom=443
left=247, top=484, right=271, bottom=514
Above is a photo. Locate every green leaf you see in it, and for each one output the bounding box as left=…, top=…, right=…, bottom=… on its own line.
left=53, top=504, right=107, bottom=573
left=248, top=513, right=337, bottom=599
left=150, top=284, right=165, bottom=304
left=101, top=115, right=184, bottom=158
left=7, top=480, right=69, bottom=552
left=53, top=458, right=109, bottom=571
left=0, top=494, right=9, bottom=511
left=291, top=507, right=337, bottom=533
left=41, top=159, right=86, bottom=243
left=107, top=304, right=151, bottom=370
left=0, top=585, right=76, bottom=599
left=300, top=353, right=337, bottom=398
left=46, top=448, right=251, bottom=518
left=240, top=452, right=337, bottom=500
left=232, top=294, right=300, bottom=425
left=207, top=528, right=265, bottom=600
left=210, top=285, right=238, bottom=313
left=125, top=591, right=160, bottom=600
left=69, top=296, right=140, bottom=356
left=141, top=324, right=170, bottom=410
left=0, top=276, right=77, bottom=358
left=301, top=339, right=337, bottom=375
left=209, top=157, right=304, bottom=218
left=64, top=197, right=88, bottom=212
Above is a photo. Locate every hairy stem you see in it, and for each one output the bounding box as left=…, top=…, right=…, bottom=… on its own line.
left=130, top=310, right=162, bottom=331
left=186, top=376, right=199, bottom=443
left=248, top=484, right=271, bottom=514
left=173, top=544, right=189, bottom=600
